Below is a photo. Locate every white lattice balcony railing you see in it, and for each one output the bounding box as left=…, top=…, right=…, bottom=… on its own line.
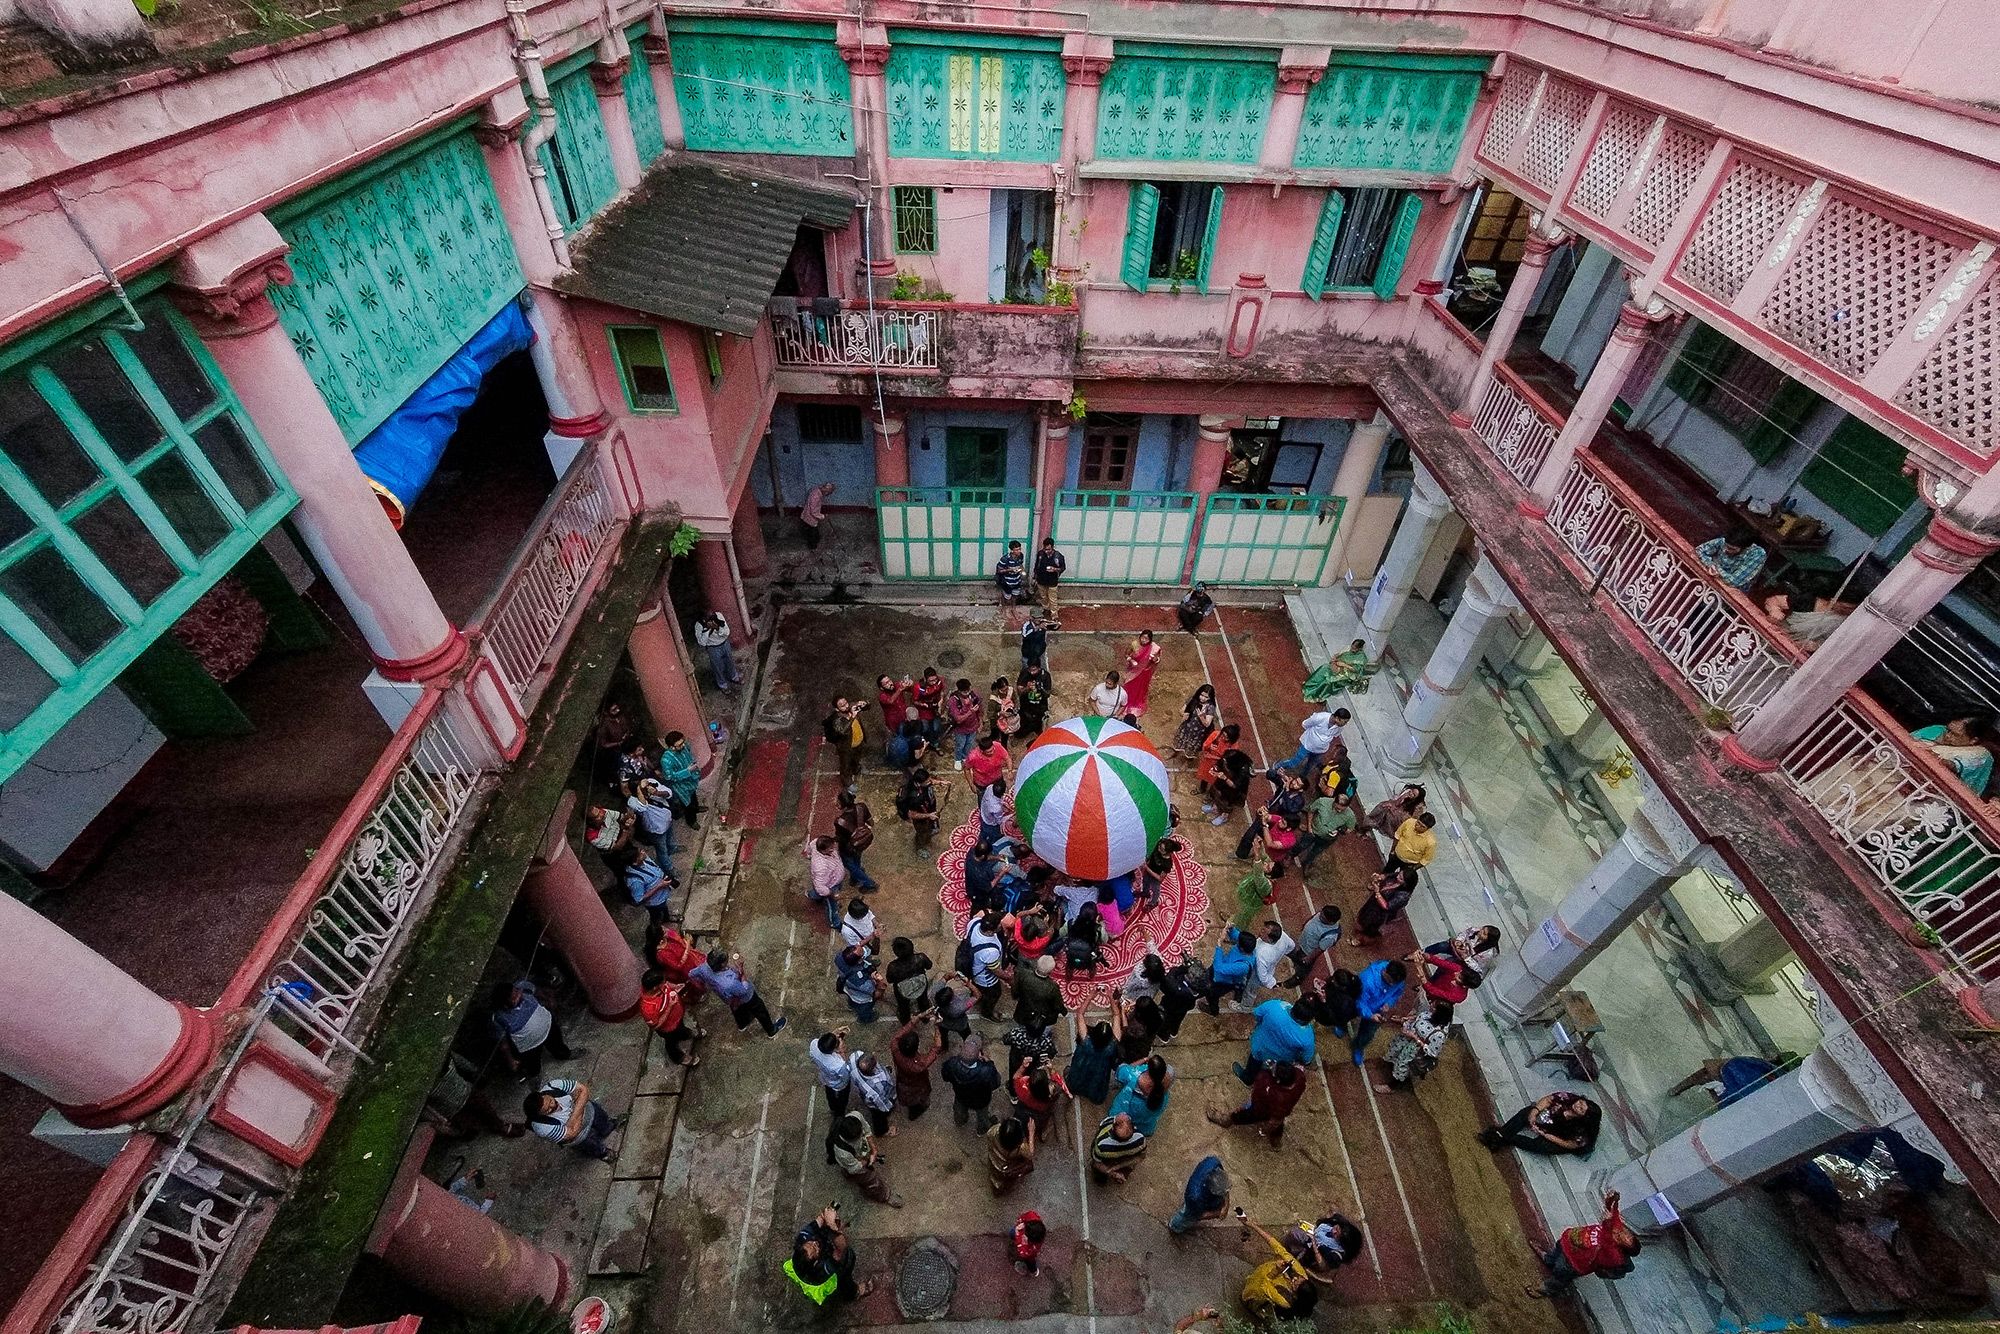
left=1469, top=369, right=1561, bottom=487
left=1536, top=452, right=2000, bottom=980
left=771, top=305, right=941, bottom=370
left=477, top=446, right=624, bottom=711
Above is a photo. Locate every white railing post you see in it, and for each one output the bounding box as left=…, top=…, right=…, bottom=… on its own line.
left=770, top=307, right=941, bottom=370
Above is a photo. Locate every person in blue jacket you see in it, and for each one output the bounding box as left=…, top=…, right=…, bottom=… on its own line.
left=1201, top=927, right=1256, bottom=1014
left=1350, top=959, right=1408, bottom=1066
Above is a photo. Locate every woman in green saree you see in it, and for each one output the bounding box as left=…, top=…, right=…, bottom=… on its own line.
left=1302, top=639, right=1372, bottom=704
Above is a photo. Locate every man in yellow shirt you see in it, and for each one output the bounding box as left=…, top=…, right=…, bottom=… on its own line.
left=1387, top=811, right=1437, bottom=875
left=1235, top=1213, right=1320, bottom=1322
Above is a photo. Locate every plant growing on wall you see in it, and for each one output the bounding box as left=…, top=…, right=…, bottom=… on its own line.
left=891, top=271, right=953, bottom=302
left=669, top=522, right=703, bottom=559
left=1167, top=249, right=1201, bottom=294
left=1065, top=394, right=1088, bottom=421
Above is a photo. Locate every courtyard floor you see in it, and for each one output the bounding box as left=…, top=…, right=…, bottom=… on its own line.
left=621, top=598, right=1568, bottom=1332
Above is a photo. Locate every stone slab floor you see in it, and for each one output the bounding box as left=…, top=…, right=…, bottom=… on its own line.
left=627, top=599, right=1575, bottom=1333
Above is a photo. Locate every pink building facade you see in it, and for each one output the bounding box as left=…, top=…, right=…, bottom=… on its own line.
left=3, top=0, right=2000, bottom=1327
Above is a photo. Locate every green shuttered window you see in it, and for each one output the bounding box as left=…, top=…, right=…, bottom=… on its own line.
left=1121, top=182, right=1225, bottom=294
left=1798, top=417, right=1917, bottom=538
left=1294, top=58, right=1485, bottom=173
left=0, top=301, right=296, bottom=778
left=885, top=38, right=1064, bottom=162
left=669, top=23, right=855, bottom=157
left=270, top=130, right=526, bottom=444
left=625, top=29, right=669, bottom=166
left=1096, top=54, right=1275, bottom=164
left=542, top=64, right=623, bottom=232
left=609, top=327, right=677, bottom=412
left=1300, top=188, right=1422, bottom=299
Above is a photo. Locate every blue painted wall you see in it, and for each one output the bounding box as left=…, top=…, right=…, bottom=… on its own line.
left=1061, top=414, right=1193, bottom=490
left=1280, top=417, right=1356, bottom=493
left=907, top=406, right=1037, bottom=488
left=759, top=402, right=878, bottom=508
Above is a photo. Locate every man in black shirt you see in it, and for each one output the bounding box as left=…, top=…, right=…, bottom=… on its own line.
left=1033, top=538, right=1067, bottom=615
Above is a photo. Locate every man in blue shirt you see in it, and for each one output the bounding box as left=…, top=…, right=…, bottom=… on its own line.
left=690, top=949, right=787, bottom=1036
left=1351, top=959, right=1407, bottom=1066
left=1242, top=997, right=1318, bottom=1079
left=1201, top=928, right=1256, bottom=1014
left=1169, top=1155, right=1231, bottom=1233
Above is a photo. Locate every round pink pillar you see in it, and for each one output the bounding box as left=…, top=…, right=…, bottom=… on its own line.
left=731, top=491, right=771, bottom=579
left=0, top=896, right=218, bottom=1127
left=369, top=1126, right=569, bottom=1314
left=171, top=222, right=465, bottom=685
left=872, top=407, right=910, bottom=488
left=1181, top=414, right=1236, bottom=582
left=1453, top=231, right=1560, bottom=428
left=1521, top=299, right=1666, bottom=516
left=590, top=56, right=643, bottom=192
left=628, top=598, right=714, bottom=773
left=525, top=793, right=643, bottom=1020
left=695, top=539, right=751, bottom=647
left=1035, top=412, right=1071, bottom=545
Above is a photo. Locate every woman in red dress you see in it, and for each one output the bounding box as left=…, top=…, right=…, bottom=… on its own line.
left=1122, top=630, right=1163, bottom=717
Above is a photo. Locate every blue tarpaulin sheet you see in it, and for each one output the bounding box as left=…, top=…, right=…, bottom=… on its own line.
left=354, top=300, right=536, bottom=526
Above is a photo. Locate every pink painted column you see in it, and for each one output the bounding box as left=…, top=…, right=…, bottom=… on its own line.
left=591, top=54, right=644, bottom=192
left=1260, top=54, right=1326, bottom=171
left=171, top=218, right=465, bottom=685
left=1450, top=231, right=1560, bottom=428
left=369, top=1126, right=569, bottom=1314
left=640, top=32, right=686, bottom=150
left=1180, top=414, right=1236, bottom=583
left=1035, top=410, right=1071, bottom=545
left=838, top=24, right=895, bottom=294
left=1056, top=42, right=1114, bottom=285
left=872, top=404, right=910, bottom=488
left=694, top=538, right=752, bottom=649
left=628, top=595, right=715, bottom=773
left=0, top=895, right=218, bottom=1127
left=524, top=793, right=643, bottom=1020
left=731, top=489, right=771, bottom=580
left=1521, top=298, right=1670, bottom=516
left=1726, top=513, right=2000, bottom=768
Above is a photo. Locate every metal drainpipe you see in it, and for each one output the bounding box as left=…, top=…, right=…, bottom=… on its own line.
left=505, top=0, right=571, bottom=269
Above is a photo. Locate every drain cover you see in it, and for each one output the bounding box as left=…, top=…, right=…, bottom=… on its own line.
left=895, top=1238, right=959, bottom=1320
left=936, top=648, right=966, bottom=669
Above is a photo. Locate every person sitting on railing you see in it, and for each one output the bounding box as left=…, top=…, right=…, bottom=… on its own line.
left=1694, top=527, right=1768, bottom=591
left=1761, top=585, right=1856, bottom=650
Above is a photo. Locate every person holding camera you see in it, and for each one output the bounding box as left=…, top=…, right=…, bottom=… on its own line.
left=784, top=1204, right=870, bottom=1306
left=822, top=694, right=869, bottom=792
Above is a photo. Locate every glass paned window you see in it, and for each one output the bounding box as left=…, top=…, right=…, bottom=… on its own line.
left=797, top=404, right=862, bottom=442
left=1323, top=188, right=1404, bottom=289
left=121, top=318, right=217, bottom=421
left=894, top=186, right=937, bottom=254
left=609, top=327, right=676, bottom=411
left=1080, top=414, right=1139, bottom=488
left=1149, top=183, right=1214, bottom=282
left=140, top=452, right=233, bottom=555
left=56, top=339, right=163, bottom=464
left=73, top=495, right=180, bottom=604
left=1, top=545, right=121, bottom=659
left=0, top=375, right=100, bottom=506
left=191, top=416, right=278, bottom=512
left=0, top=491, right=30, bottom=553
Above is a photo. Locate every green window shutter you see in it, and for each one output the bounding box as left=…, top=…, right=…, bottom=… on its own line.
left=1121, top=183, right=1160, bottom=292
left=669, top=28, right=855, bottom=157
left=1742, top=378, right=1820, bottom=466
left=1797, top=416, right=1916, bottom=537
left=1300, top=191, right=1345, bottom=301
left=1370, top=193, right=1424, bottom=300
left=1665, top=323, right=1732, bottom=401
left=624, top=33, right=669, bottom=166
left=1195, top=185, right=1225, bottom=296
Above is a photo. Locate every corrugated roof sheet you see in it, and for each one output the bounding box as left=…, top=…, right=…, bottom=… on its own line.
left=556, top=156, right=856, bottom=336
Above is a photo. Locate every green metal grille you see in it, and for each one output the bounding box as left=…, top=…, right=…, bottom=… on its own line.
left=1294, top=61, right=1483, bottom=173
left=1192, top=492, right=1344, bottom=586
left=876, top=486, right=1033, bottom=580
left=669, top=26, right=855, bottom=157
left=885, top=43, right=1064, bottom=162
left=0, top=303, right=296, bottom=779
left=1051, top=490, right=1196, bottom=583
left=270, top=130, right=525, bottom=444
left=625, top=29, right=669, bottom=166
left=1095, top=55, right=1275, bottom=164
left=543, top=65, right=622, bottom=231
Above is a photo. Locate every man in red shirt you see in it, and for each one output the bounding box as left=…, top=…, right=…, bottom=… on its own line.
left=967, top=733, right=1011, bottom=793
left=1532, top=1190, right=1638, bottom=1297
left=1204, top=1060, right=1307, bottom=1147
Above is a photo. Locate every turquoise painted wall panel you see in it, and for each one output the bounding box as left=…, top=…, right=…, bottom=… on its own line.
left=670, top=31, right=855, bottom=157
left=1095, top=56, right=1274, bottom=164
left=546, top=67, right=622, bottom=229
left=626, top=34, right=669, bottom=166
left=885, top=45, right=1063, bottom=161
left=272, top=132, right=526, bottom=443
left=1294, top=64, right=1481, bottom=173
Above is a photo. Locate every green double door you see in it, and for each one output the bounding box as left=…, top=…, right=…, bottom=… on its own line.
left=945, top=427, right=1008, bottom=493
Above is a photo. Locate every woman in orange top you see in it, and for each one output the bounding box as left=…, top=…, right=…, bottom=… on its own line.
left=1197, top=723, right=1239, bottom=793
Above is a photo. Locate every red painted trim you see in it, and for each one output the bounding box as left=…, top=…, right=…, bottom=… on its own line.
left=372, top=625, right=468, bottom=683
left=551, top=1254, right=574, bottom=1308
left=206, top=1042, right=336, bottom=1167
left=612, top=435, right=646, bottom=516
left=2, top=1135, right=161, bottom=1334
left=217, top=691, right=448, bottom=1011
left=466, top=657, right=527, bottom=761
left=1718, top=732, right=1782, bottom=773
left=59, top=1001, right=218, bottom=1129
left=549, top=411, right=612, bottom=440
left=1423, top=300, right=1484, bottom=353
left=1447, top=410, right=1474, bottom=429
left=1515, top=498, right=1550, bottom=520
left=871, top=299, right=1079, bottom=314
left=1925, top=514, right=2000, bottom=559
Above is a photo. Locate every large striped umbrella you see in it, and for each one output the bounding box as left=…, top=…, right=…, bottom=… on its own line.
left=1013, top=716, right=1172, bottom=880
